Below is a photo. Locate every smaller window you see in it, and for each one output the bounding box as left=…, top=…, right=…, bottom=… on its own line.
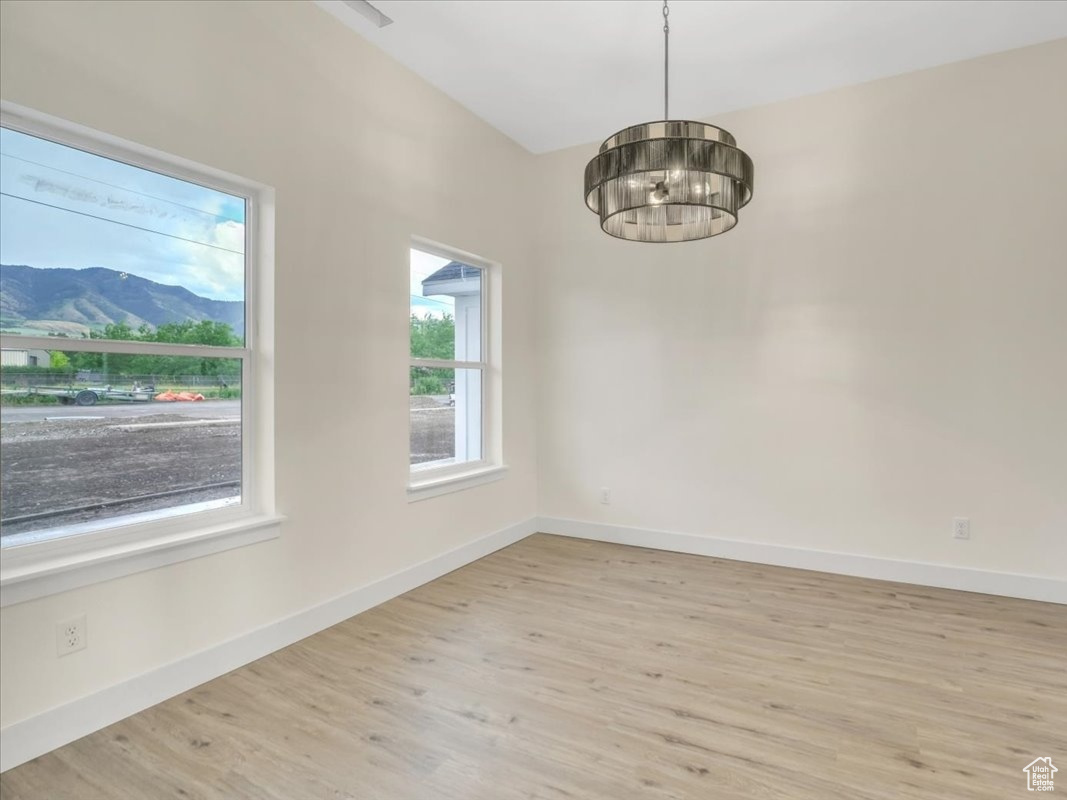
left=409, top=242, right=498, bottom=488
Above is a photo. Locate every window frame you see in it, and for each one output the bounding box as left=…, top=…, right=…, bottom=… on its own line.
left=0, top=101, right=280, bottom=607
left=407, top=236, right=504, bottom=500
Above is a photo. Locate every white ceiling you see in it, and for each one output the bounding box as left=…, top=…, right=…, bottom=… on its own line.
left=317, top=0, right=1067, bottom=154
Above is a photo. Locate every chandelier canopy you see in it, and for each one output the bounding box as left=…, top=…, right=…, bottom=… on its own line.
left=583, top=1, right=754, bottom=243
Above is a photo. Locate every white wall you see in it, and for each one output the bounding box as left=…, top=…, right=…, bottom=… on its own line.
left=0, top=0, right=538, bottom=729
left=535, top=39, right=1067, bottom=579
left=2, top=0, right=1064, bottom=746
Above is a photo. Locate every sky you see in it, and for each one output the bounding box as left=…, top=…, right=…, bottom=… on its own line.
left=0, top=127, right=245, bottom=302
left=410, top=248, right=455, bottom=319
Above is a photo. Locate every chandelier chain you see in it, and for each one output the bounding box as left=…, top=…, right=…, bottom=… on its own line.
left=663, top=0, right=670, bottom=120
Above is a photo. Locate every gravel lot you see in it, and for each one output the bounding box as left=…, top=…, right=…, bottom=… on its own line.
left=1, top=403, right=241, bottom=537
left=1, top=398, right=456, bottom=537
left=409, top=395, right=455, bottom=464
left=0, top=400, right=241, bottom=422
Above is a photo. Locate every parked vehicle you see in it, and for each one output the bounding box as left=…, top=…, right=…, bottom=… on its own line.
left=5, top=384, right=156, bottom=406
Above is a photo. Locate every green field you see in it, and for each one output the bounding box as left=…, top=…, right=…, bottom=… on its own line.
left=0, top=318, right=94, bottom=337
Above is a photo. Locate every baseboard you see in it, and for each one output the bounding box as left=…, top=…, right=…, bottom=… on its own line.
left=0, top=516, right=539, bottom=773
left=6, top=515, right=1061, bottom=772
left=537, top=517, right=1067, bottom=605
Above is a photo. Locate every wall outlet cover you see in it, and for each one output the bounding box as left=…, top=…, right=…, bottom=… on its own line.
left=953, top=517, right=971, bottom=540
left=56, top=615, right=87, bottom=657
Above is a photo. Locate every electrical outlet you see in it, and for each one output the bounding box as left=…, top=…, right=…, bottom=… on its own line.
left=56, top=615, right=87, bottom=657
left=953, top=517, right=970, bottom=540
left=600, top=487, right=611, bottom=505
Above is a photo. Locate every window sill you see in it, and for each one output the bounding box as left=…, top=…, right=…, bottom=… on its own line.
left=407, top=464, right=508, bottom=502
left=0, top=513, right=285, bottom=607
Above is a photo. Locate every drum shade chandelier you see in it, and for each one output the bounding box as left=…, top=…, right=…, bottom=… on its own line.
left=584, top=0, right=754, bottom=243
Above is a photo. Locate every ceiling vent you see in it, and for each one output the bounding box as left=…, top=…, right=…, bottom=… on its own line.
left=343, top=0, right=393, bottom=28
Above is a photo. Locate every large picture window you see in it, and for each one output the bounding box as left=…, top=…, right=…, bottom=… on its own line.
left=0, top=103, right=276, bottom=604
left=408, top=240, right=501, bottom=496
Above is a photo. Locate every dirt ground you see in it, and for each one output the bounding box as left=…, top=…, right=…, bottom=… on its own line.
left=409, top=395, right=455, bottom=465
left=0, top=397, right=456, bottom=537
left=0, top=409, right=241, bottom=537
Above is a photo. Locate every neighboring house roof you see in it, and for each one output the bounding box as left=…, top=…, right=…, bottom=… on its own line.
left=422, top=261, right=481, bottom=298
left=422, top=261, right=480, bottom=287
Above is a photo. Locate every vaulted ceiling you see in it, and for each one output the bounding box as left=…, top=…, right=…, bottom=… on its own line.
left=317, top=0, right=1067, bottom=153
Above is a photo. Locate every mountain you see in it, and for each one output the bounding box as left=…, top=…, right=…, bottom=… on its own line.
left=0, top=265, right=244, bottom=336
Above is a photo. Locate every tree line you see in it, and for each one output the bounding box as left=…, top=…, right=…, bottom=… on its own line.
left=410, top=314, right=454, bottom=395
left=54, top=320, right=243, bottom=380
left=13, top=315, right=454, bottom=391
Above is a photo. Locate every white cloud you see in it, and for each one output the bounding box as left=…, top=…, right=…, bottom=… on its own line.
left=0, top=128, right=246, bottom=301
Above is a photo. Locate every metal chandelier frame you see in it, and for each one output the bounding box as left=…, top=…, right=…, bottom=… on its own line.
left=583, top=0, right=755, bottom=243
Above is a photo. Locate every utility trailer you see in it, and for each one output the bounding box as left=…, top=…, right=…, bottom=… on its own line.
left=10, top=385, right=156, bottom=406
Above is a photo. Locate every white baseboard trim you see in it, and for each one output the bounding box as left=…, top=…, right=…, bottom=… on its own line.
left=6, top=515, right=1062, bottom=773
left=0, top=516, right=539, bottom=773
left=537, top=517, right=1067, bottom=605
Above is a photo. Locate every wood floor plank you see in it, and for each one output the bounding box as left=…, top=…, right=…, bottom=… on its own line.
left=2, top=533, right=1064, bottom=799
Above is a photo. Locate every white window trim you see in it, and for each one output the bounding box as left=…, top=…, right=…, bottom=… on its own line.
left=0, top=101, right=280, bottom=607
left=407, top=464, right=509, bottom=503
left=407, top=236, right=502, bottom=499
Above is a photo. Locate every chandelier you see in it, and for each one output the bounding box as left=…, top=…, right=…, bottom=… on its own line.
left=583, top=0, right=754, bottom=243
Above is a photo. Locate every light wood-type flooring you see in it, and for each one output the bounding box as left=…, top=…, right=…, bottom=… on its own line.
left=2, top=533, right=1065, bottom=799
